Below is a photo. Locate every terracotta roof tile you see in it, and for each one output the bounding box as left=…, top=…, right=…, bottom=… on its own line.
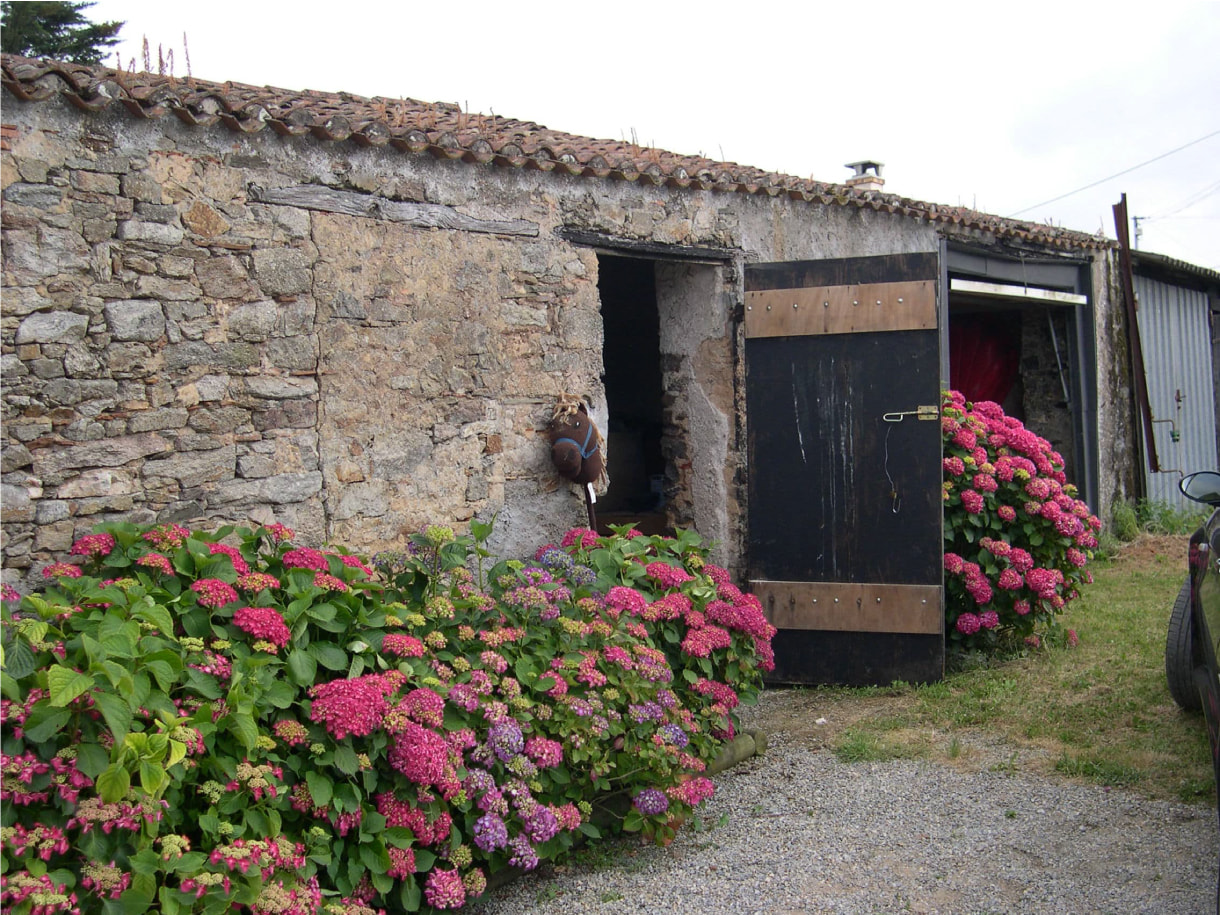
left=1, top=54, right=1110, bottom=251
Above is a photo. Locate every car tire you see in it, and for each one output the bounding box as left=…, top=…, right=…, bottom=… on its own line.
left=1166, top=577, right=1202, bottom=712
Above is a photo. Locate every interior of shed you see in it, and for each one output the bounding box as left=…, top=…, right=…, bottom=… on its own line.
left=596, top=254, right=669, bottom=534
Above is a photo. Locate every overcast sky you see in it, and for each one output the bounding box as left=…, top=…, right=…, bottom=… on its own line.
left=87, top=1, right=1220, bottom=270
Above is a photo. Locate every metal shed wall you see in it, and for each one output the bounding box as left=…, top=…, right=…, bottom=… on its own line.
left=1134, top=273, right=1217, bottom=507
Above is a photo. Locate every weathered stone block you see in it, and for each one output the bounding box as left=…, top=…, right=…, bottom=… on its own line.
left=227, top=301, right=277, bottom=340
left=134, top=202, right=179, bottom=224
left=72, top=171, right=120, bottom=195
left=164, top=342, right=260, bottom=372
left=244, top=375, right=317, bottom=400
left=267, top=336, right=317, bottom=371
left=34, top=519, right=74, bottom=551
left=188, top=406, right=251, bottom=434
left=1, top=354, right=29, bottom=382
left=160, top=255, right=196, bottom=278
left=237, top=454, right=276, bottom=479
left=33, top=432, right=170, bottom=475
left=127, top=407, right=189, bottom=433
left=142, top=444, right=236, bottom=488
left=42, top=378, right=119, bottom=408
left=0, top=484, right=34, bottom=521
left=196, top=256, right=253, bottom=299
left=2, top=444, right=34, bottom=473
left=253, top=248, right=310, bottom=296
left=3, top=183, right=64, bottom=210
left=30, top=358, right=66, bottom=380
left=135, top=275, right=198, bottom=301
left=108, top=343, right=156, bottom=375
left=182, top=201, right=230, bottom=237
left=116, top=221, right=184, bottom=246
left=104, top=300, right=166, bottom=341
left=122, top=171, right=165, bottom=204
left=332, top=481, right=389, bottom=520
left=253, top=401, right=316, bottom=431
left=15, top=311, right=89, bottom=345
left=34, top=500, right=70, bottom=523
left=56, top=468, right=137, bottom=498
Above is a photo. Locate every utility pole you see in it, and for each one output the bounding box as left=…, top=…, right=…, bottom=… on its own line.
left=1132, top=215, right=1145, bottom=249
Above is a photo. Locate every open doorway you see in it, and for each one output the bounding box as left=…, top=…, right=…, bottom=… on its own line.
left=945, top=248, right=1094, bottom=501
left=597, top=255, right=668, bottom=533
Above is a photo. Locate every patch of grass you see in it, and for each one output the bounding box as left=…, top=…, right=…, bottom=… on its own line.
left=1135, top=499, right=1208, bottom=536
left=1054, top=753, right=1142, bottom=787
left=834, top=726, right=924, bottom=764
left=819, top=534, right=1214, bottom=804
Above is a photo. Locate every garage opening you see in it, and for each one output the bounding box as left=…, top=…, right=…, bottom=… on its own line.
left=597, top=254, right=668, bottom=533
left=944, top=246, right=1097, bottom=507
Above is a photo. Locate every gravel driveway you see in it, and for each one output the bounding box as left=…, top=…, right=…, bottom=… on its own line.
left=474, top=691, right=1220, bottom=915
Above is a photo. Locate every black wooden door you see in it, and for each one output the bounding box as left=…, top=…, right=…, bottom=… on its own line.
left=745, top=252, right=944, bottom=685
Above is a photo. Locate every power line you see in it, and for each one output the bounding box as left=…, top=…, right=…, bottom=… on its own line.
left=1009, top=128, right=1220, bottom=217
left=1146, top=177, right=1220, bottom=220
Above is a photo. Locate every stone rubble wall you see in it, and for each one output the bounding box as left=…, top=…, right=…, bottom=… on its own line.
left=0, top=97, right=748, bottom=589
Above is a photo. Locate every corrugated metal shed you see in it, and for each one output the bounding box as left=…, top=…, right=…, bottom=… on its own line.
left=1134, top=271, right=1217, bottom=506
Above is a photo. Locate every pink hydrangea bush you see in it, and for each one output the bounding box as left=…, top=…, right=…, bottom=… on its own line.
left=942, top=390, right=1099, bottom=646
left=0, top=518, right=774, bottom=912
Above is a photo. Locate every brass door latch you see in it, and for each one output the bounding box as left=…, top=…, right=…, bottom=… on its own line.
left=882, top=405, right=939, bottom=423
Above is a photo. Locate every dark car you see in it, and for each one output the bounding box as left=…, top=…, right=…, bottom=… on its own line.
left=1165, top=471, right=1220, bottom=789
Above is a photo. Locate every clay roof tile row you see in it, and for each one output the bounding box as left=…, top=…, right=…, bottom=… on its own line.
left=1, top=54, right=1111, bottom=251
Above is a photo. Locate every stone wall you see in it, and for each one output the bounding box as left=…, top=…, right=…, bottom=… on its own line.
left=0, top=91, right=1132, bottom=591
left=0, top=97, right=749, bottom=589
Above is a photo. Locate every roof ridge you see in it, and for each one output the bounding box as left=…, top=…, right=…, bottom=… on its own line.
left=0, top=53, right=1112, bottom=251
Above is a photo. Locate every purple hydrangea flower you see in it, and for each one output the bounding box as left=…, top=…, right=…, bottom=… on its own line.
left=507, top=835, right=539, bottom=871
left=629, top=701, right=664, bottom=724
left=659, top=724, right=689, bottom=748
left=487, top=720, right=524, bottom=762
left=525, top=807, right=560, bottom=844
left=472, top=813, right=508, bottom=852
left=633, top=788, right=670, bottom=816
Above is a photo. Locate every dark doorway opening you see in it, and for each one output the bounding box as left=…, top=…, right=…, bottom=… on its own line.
left=597, top=255, right=667, bottom=533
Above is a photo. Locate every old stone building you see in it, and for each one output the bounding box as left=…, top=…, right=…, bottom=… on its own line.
left=0, top=55, right=1140, bottom=680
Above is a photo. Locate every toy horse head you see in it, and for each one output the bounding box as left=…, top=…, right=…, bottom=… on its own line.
left=548, top=394, right=606, bottom=487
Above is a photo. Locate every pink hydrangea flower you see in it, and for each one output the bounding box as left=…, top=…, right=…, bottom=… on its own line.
left=191, top=578, right=239, bottom=609
left=424, top=868, right=466, bottom=910
left=137, top=552, right=173, bottom=575
left=997, top=569, right=1023, bottom=590
left=282, top=548, right=328, bottom=571
left=41, top=562, right=82, bottom=580
left=560, top=528, right=600, bottom=549
left=232, top=606, right=291, bottom=648
left=955, top=613, right=981, bottom=635
left=236, top=572, right=280, bottom=593
left=960, top=490, right=984, bottom=514
left=382, top=633, right=425, bottom=657
left=208, top=543, right=249, bottom=575
left=313, top=572, right=348, bottom=592
left=143, top=524, right=191, bottom=549
left=71, top=533, right=116, bottom=558
left=309, top=674, right=397, bottom=740
left=645, top=561, right=694, bottom=589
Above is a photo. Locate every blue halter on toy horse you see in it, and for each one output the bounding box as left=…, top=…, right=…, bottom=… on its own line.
left=547, top=395, right=605, bottom=487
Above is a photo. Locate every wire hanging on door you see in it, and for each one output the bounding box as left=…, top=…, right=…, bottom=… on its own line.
left=883, top=422, right=901, bottom=514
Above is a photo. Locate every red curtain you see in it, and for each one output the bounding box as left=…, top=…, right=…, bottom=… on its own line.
left=949, top=315, right=1020, bottom=405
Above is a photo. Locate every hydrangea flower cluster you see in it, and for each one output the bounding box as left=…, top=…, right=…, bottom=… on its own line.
left=2, top=516, right=774, bottom=915
left=942, top=391, right=1098, bottom=644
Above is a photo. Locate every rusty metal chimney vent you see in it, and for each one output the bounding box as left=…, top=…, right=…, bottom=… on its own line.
left=845, top=160, right=885, bottom=192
